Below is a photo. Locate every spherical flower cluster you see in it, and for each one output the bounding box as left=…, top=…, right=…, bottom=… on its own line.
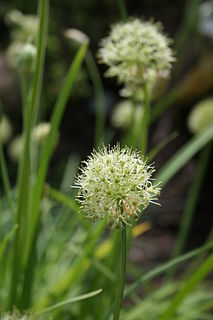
left=98, top=18, right=174, bottom=97
left=75, top=145, right=160, bottom=229
left=188, top=98, right=213, bottom=134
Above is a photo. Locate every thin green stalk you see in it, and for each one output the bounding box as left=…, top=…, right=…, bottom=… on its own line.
left=113, top=226, right=127, bottom=320
left=156, top=125, right=213, bottom=186
left=117, top=0, right=128, bottom=21
left=0, top=143, right=14, bottom=215
left=172, top=143, right=211, bottom=259
left=9, top=0, right=49, bottom=307
left=21, top=42, right=88, bottom=308
left=85, top=51, right=105, bottom=147
left=140, top=86, right=150, bottom=154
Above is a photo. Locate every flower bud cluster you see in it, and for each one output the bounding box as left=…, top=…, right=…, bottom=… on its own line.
left=75, top=145, right=160, bottom=229
left=98, top=18, right=174, bottom=97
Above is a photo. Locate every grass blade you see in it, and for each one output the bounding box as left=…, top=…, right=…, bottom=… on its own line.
left=0, top=225, right=18, bottom=262
left=124, top=242, right=213, bottom=297
left=37, top=289, right=102, bottom=315
left=159, top=253, right=213, bottom=320
left=21, top=42, right=88, bottom=307
left=156, top=125, right=213, bottom=186
left=9, top=0, right=49, bottom=306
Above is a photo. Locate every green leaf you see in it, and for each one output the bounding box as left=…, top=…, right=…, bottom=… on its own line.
left=156, top=125, right=213, bottom=186
left=0, top=225, right=18, bottom=262
left=24, top=41, right=88, bottom=266
left=37, top=289, right=103, bottom=315
left=124, top=242, right=213, bottom=297
left=159, top=253, right=213, bottom=320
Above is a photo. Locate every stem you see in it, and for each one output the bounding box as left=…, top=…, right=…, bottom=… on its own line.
left=85, top=51, right=105, bottom=147
left=0, top=143, right=14, bottom=215
left=117, top=0, right=128, bottom=21
left=113, top=225, right=127, bottom=320
left=140, top=85, right=150, bottom=155
left=9, top=0, right=49, bottom=307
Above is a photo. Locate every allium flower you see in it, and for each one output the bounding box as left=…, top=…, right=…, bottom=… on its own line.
left=188, top=98, right=213, bottom=134
left=98, top=18, right=174, bottom=97
left=75, top=145, right=160, bottom=229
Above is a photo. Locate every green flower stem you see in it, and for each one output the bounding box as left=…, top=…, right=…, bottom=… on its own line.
left=85, top=51, right=105, bottom=147
left=140, top=85, right=150, bottom=155
left=117, top=0, right=128, bottom=21
left=113, top=225, right=127, bottom=320
left=9, top=0, right=49, bottom=307
left=0, top=143, right=14, bottom=215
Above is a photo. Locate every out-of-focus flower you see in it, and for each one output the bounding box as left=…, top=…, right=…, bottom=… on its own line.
left=98, top=18, right=174, bottom=97
left=8, top=135, right=23, bottom=162
left=0, top=309, right=33, bottom=319
left=111, top=100, right=143, bottom=129
left=5, top=10, right=38, bottom=70
left=32, top=122, right=51, bottom=145
left=188, top=98, right=213, bottom=134
left=199, top=1, right=213, bottom=39
left=75, top=145, right=160, bottom=229
left=17, top=43, right=37, bottom=74
left=64, top=28, right=89, bottom=45
left=0, top=116, right=12, bottom=144
left=5, top=10, right=38, bottom=43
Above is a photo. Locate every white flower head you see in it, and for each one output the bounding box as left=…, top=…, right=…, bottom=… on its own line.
left=75, top=145, right=160, bottom=229
left=98, top=18, right=174, bottom=97
left=188, top=98, right=213, bottom=134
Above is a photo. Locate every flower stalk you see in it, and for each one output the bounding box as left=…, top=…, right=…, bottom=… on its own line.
left=113, top=224, right=127, bottom=320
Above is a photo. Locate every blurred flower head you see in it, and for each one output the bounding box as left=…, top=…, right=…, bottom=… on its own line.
left=188, top=98, right=213, bottom=134
left=75, top=145, right=160, bottom=229
left=0, top=309, right=32, bottom=319
left=5, top=10, right=38, bottom=70
left=111, top=100, right=143, bottom=129
left=98, top=18, right=174, bottom=97
left=32, top=122, right=51, bottom=145
left=0, top=116, right=12, bottom=144
left=17, top=43, right=37, bottom=74
left=64, top=28, right=89, bottom=45
left=5, top=10, right=38, bottom=43
left=8, top=135, right=23, bottom=162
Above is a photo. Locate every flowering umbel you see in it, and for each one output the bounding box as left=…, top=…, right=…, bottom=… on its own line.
left=75, top=145, right=160, bottom=229
left=98, top=18, right=174, bottom=97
